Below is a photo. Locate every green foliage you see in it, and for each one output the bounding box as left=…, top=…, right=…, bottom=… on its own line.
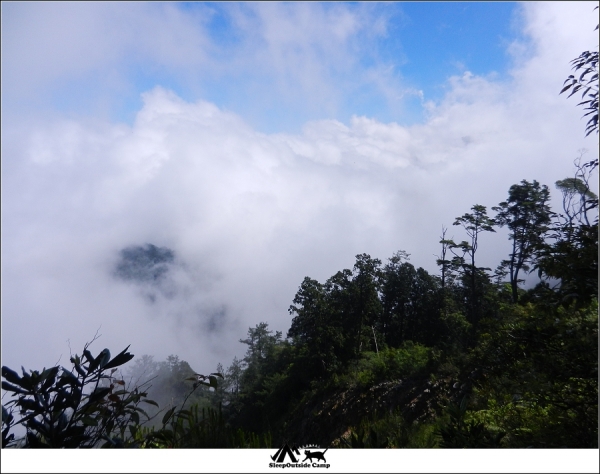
left=538, top=222, right=597, bottom=307
left=354, top=344, right=430, bottom=388
left=226, top=173, right=596, bottom=449
left=438, top=397, right=506, bottom=448
left=450, top=204, right=496, bottom=274
left=471, top=299, right=598, bottom=447
left=341, top=409, right=439, bottom=448
left=560, top=5, right=598, bottom=138
left=438, top=311, right=471, bottom=352
left=379, top=255, right=444, bottom=348
left=1, top=339, right=233, bottom=449
left=1, top=342, right=150, bottom=448
left=137, top=403, right=271, bottom=448
left=289, top=253, right=444, bottom=382
left=445, top=204, right=497, bottom=331
left=535, top=157, right=598, bottom=307
left=492, top=180, right=553, bottom=303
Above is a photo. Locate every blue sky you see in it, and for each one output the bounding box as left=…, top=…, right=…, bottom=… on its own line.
left=1, top=5, right=598, bottom=470
left=396, top=4, right=519, bottom=94
left=4, top=2, right=523, bottom=133
left=174, top=2, right=521, bottom=130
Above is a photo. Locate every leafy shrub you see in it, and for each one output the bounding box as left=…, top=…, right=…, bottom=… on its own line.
left=1, top=341, right=225, bottom=449
left=355, top=342, right=430, bottom=387
left=2, top=342, right=147, bottom=448
left=471, top=299, right=598, bottom=447
left=437, top=397, right=506, bottom=448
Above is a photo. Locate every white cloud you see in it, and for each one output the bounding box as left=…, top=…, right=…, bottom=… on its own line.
left=1, top=2, right=215, bottom=121
left=1, top=2, right=406, bottom=130
left=1, top=2, right=598, bottom=375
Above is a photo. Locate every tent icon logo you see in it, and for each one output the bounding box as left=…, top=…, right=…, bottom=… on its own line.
left=271, top=442, right=301, bottom=463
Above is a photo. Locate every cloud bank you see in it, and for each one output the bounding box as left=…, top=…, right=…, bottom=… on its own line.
left=1, top=2, right=598, bottom=374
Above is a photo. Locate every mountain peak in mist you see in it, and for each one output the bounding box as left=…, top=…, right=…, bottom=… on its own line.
left=114, top=243, right=175, bottom=286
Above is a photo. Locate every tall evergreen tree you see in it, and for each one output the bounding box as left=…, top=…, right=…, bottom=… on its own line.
left=450, top=204, right=496, bottom=327
left=492, top=180, right=553, bottom=303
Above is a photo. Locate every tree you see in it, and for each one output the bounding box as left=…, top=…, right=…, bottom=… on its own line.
left=450, top=205, right=496, bottom=327
left=492, top=180, right=553, bottom=303
left=554, top=151, right=598, bottom=233
left=410, top=267, right=444, bottom=346
left=560, top=6, right=598, bottom=138
left=556, top=177, right=597, bottom=228
left=288, top=276, right=345, bottom=377
left=238, top=322, right=283, bottom=394
left=289, top=255, right=384, bottom=375
left=127, top=355, right=160, bottom=387
left=349, top=254, right=383, bottom=358
left=240, top=322, right=282, bottom=365
left=224, top=357, right=245, bottom=396
left=555, top=6, right=599, bottom=307
left=323, top=268, right=358, bottom=365
left=536, top=211, right=598, bottom=308
left=292, top=255, right=384, bottom=370
left=379, top=251, right=415, bottom=347
left=452, top=205, right=496, bottom=275
left=435, top=226, right=454, bottom=291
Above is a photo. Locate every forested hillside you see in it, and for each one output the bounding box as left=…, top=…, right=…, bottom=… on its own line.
left=205, top=157, right=597, bottom=447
